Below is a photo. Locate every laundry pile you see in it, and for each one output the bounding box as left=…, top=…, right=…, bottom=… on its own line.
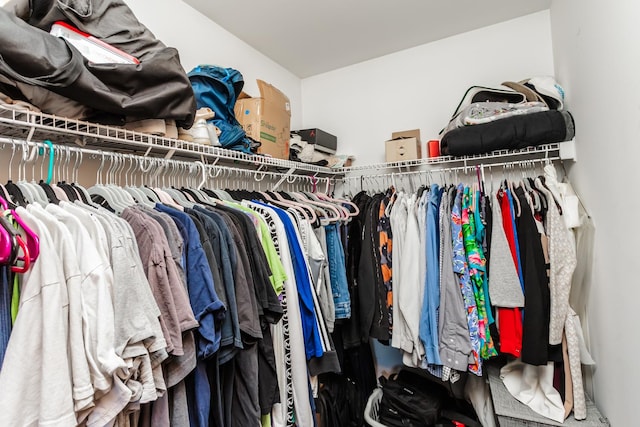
left=0, top=0, right=196, bottom=134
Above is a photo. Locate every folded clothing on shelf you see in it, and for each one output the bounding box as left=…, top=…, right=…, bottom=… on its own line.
left=440, top=110, right=575, bottom=157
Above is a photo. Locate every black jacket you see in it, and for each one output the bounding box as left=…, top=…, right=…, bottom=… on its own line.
left=0, top=2, right=195, bottom=127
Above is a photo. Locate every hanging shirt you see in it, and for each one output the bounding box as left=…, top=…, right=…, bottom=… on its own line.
left=399, top=194, right=426, bottom=367
left=377, top=190, right=394, bottom=337
left=462, top=187, right=497, bottom=360
left=222, top=201, right=286, bottom=295
left=266, top=203, right=324, bottom=360
left=46, top=203, right=127, bottom=396
left=438, top=186, right=474, bottom=375
left=193, top=206, right=243, bottom=362
left=249, top=203, right=315, bottom=427
left=451, top=184, right=482, bottom=376
left=389, top=192, right=407, bottom=350
left=122, top=207, right=198, bottom=357
left=155, top=203, right=225, bottom=358
left=155, top=203, right=225, bottom=427
left=28, top=204, right=94, bottom=414
left=514, top=187, right=550, bottom=366
left=420, top=184, right=443, bottom=366
left=0, top=208, right=77, bottom=427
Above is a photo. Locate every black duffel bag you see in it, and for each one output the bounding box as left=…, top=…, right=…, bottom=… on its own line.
left=378, top=369, right=481, bottom=427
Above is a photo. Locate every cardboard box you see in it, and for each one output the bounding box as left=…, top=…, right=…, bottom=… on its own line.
left=235, top=80, right=291, bottom=160
left=391, top=129, right=421, bottom=143
left=385, top=136, right=422, bottom=162
left=292, top=128, right=337, bottom=154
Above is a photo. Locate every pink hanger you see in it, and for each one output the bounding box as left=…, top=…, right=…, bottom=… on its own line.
left=11, top=235, right=30, bottom=274
left=0, top=217, right=15, bottom=264
left=0, top=196, right=40, bottom=263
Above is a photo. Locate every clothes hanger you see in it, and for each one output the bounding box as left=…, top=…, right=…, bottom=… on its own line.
left=0, top=195, right=39, bottom=265
left=290, top=176, right=348, bottom=223
left=65, top=148, right=100, bottom=208
left=135, top=157, right=161, bottom=204
left=148, top=160, right=185, bottom=210
left=505, top=164, right=521, bottom=217
left=26, top=141, right=50, bottom=205
left=111, top=153, right=138, bottom=207
left=296, top=178, right=347, bottom=219
left=158, top=160, right=192, bottom=207
left=261, top=189, right=314, bottom=222
left=36, top=140, right=62, bottom=205
left=121, top=154, right=153, bottom=207
left=192, top=162, right=224, bottom=203
left=88, top=151, right=130, bottom=213
left=0, top=216, right=30, bottom=273
left=182, top=160, right=219, bottom=205
left=522, top=161, right=543, bottom=212
left=288, top=191, right=340, bottom=223
left=252, top=168, right=315, bottom=221
left=1, top=142, right=20, bottom=208
left=312, top=176, right=360, bottom=217
left=15, top=141, right=41, bottom=205
left=0, top=213, right=17, bottom=265
left=53, top=147, right=80, bottom=203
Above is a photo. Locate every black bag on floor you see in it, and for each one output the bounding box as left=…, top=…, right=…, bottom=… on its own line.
left=378, top=370, right=445, bottom=427
left=378, top=369, right=482, bottom=427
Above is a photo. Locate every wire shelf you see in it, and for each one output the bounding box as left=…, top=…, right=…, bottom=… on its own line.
left=337, top=141, right=574, bottom=174
left=0, top=105, right=576, bottom=178
left=0, top=105, right=338, bottom=176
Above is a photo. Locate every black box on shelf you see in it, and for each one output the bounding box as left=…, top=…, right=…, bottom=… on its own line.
left=291, top=128, right=337, bottom=154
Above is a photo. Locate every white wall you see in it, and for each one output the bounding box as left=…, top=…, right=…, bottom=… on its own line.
left=301, top=11, right=554, bottom=166
left=85, top=0, right=304, bottom=129
left=550, top=1, right=640, bottom=425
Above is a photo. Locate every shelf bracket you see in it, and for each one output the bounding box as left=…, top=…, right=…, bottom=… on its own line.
left=559, top=139, right=576, bottom=161
left=272, top=167, right=296, bottom=191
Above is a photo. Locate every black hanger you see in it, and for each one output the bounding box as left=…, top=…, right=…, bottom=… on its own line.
left=39, top=180, right=61, bottom=205
left=90, top=194, right=115, bottom=213
left=57, top=182, right=79, bottom=202
left=5, top=181, right=27, bottom=207
left=180, top=187, right=211, bottom=205
left=70, top=183, right=91, bottom=205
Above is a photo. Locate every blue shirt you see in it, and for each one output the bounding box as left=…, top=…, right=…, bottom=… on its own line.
left=256, top=202, right=324, bottom=360
left=194, top=206, right=243, bottom=364
left=420, top=184, right=443, bottom=366
left=155, top=204, right=226, bottom=358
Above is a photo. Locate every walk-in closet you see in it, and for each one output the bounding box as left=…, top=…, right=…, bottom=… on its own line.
left=0, top=0, right=635, bottom=426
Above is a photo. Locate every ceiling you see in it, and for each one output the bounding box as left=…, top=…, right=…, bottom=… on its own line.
left=184, top=0, right=551, bottom=78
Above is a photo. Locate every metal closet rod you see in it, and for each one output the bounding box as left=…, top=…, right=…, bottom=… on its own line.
left=0, top=136, right=334, bottom=187
left=343, top=156, right=561, bottom=180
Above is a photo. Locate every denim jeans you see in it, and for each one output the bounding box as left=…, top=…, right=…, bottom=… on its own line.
left=0, top=266, right=11, bottom=368
left=325, top=224, right=351, bottom=319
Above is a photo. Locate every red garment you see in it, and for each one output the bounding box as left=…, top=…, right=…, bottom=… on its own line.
left=498, top=190, right=520, bottom=275
left=496, top=190, right=523, bottom=357
left=497, top=307, right=523, bottom=357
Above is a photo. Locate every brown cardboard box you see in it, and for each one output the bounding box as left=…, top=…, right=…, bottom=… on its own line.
left=391, top=129, right=421, bottom=143
left=234, top=80, right=291, bottom=159
left=385, top=137, right=421, bottom=162
left=385, top=128, right=422, bottom=162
